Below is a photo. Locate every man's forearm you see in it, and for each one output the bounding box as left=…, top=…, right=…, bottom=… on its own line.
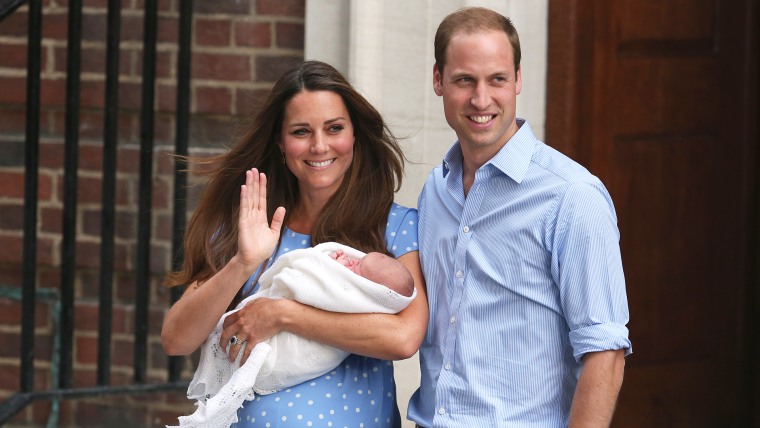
left=568, top=349, right=626, bottom=428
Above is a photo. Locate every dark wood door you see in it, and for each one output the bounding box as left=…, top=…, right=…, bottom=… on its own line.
left=547, top=1, right=758, bottom=426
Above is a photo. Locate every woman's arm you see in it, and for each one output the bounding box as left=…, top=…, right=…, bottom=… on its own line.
left=161, top=169, right=285, bottom=356
left=223, top=250, right=429, bottom=361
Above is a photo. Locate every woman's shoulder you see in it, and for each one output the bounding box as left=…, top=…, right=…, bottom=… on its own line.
left=385, top=203, right=419, bottom=257
left=387, top=202, right=418, bottom=222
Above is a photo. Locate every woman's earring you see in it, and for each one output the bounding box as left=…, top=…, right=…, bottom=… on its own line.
left=280, top=150, right=286, bottom=164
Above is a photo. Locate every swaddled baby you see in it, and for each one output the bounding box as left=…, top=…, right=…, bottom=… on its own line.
left=172, top=242, right=416, bottom=428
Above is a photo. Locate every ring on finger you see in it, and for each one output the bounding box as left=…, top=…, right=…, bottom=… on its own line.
left=230, top=335, right=245, bottom=346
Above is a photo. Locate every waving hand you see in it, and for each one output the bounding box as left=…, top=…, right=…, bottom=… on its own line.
left=237, top=168, right=286, bottom=268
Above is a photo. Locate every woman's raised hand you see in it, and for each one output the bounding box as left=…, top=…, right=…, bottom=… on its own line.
left=237, top=168, right=286, bottom=268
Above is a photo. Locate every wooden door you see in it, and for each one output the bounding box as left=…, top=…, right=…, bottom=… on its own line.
left=547, top=0, right=758, bottom=426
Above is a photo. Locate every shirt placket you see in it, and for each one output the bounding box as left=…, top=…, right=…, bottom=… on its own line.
left=433, top=167, right=489, bottom=427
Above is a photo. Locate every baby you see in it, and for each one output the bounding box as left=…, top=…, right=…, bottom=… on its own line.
left=329, top=249, right=414, bottom=297
left=176, top=242, right=416, bottom=427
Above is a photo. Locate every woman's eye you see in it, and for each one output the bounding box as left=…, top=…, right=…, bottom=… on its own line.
left=292, top=128, right=309, bottom=136
left=328, top=125, right=344, bottom=133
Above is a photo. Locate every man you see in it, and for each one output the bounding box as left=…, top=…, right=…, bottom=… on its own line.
left=408, top=7, right=632, bottom=427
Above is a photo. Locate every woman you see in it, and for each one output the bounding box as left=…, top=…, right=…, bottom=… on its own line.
left=161, top=60, right=428, bottom=427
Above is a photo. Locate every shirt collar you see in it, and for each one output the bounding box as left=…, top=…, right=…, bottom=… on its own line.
left=441, top=119, right=536, bottom=184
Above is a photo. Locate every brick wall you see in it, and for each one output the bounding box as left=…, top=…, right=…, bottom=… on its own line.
left=0, top=0, right=305, bottom=425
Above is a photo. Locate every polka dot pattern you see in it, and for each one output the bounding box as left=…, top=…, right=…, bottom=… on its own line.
left=232, top=204, right=418, bottom=427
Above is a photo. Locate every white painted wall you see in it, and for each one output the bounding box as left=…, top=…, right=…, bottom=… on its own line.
left=306, top=2, right=548, bottom=425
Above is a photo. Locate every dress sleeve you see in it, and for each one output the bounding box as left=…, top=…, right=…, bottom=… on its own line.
left=384, top=203, right=420, bottom=259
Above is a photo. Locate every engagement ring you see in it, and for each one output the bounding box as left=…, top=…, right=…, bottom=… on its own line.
left=230, top=335, right=243, bottom=346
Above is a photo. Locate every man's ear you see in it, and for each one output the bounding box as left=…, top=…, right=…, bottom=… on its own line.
left=515, top=67, right=522, bottom=95
left=433, top=64, right=443, bottom=96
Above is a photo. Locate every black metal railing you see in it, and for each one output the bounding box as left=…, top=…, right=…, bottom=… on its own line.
left=0, top=0, right=194, bottom=422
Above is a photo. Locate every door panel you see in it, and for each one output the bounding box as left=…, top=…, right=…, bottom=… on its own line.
left=547, top=0, right=757, bottom=426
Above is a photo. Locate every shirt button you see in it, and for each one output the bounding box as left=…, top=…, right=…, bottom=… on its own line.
left=444, top=363, right=452, bottom=370
left=438, top=406, right=446, bottom=415
left=463, top=226, right=470, bottom=233
left=449, top=316, right=456, bottom=324
left=455, top=271, right=462, bottom=278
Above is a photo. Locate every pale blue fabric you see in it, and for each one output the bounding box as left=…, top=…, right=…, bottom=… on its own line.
left=407, top=120, right=631, bottom=427
left=232, top=203, right=419, bottom=428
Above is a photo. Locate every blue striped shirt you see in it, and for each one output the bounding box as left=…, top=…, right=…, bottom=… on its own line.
left=407, top=120, right=631, bottom=427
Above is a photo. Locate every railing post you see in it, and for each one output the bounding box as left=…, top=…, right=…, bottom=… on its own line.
left=169, top=0, right=194, bottom=382
left=97, top=0, right=122, bottom=387
left=135, top=0, right=158, bottom=384
left=59, top=0, right=83, bottom=390
left=20, top=0, right=43, bottom=394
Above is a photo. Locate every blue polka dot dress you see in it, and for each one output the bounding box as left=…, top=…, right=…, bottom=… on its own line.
left=232, top=203, right=419, bottom=428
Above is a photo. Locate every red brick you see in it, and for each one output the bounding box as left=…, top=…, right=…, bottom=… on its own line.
left=192, top=52, right=251, bottom=82
left=154, top=213, right=173, bottom=241
left=256, top=0, right=305, bottom=17
left=235, top=21, right=271, bottom=48
left=149, top=243, right=171, bottom=274
left=120, top=14, right=143, bottom=42
left=54, top=45, right=107, bottom=74
left=0, top=204, right=24, bottom=230
left=40, top=207, right=62, bottom=234
left=0, top=364, right=20, bottom=390
left=75, top=240, right=130, bottom=270
left=133, top=46, right=174, bottom=79
left=235, top=87, right=271, bottom=116
left=118, top=81, right=143, bottom=110
left=0, top=299, right=50, bottom=327
left=254, top=54, right=302, bottom=82
left=0, top=235, right=54, bottom=265
left=116, top=145, right=140, bottom=173
left=195, top=86, right=232, bottom=115
left=72, top=367, right=97, bottom=387
left=115, top=273, right=136, bottom=302
left=0, top=107, right=26, bottom=134
left=41, top=12, right=68, bottom=40
left=113, top=338, right=133, bottom=367
left=155, top=149, right=176, bottom=175
left=79, top=143, right=104, bottom=171
left=74, top=303, right=99, bottom=331
left=158, top=15, right=179, bottom=44
left=153, top=112, right=175, bottom=143
left=81, top=209, right=137, bottom=239
left=39, top=141, right=63, bottom=168
left=0, top=10, right=28, bottom=37
left=0, top=43, right=29, bottom=69
left=276, top=22, right=304, bottom=49
left=80, top=80, right=107, bottom=109
left=0, top=76, right=27, bottom=104
left=75, top=335, right=99, bottom=364
left=112, top=305, right=130, bottom=334
left=82, top=12, right=108, bottom=43
left=0, top=332, right=21, bottom=359
left=194, top=0, right=249, bottom=15
left=0, top=171, right=25, bottom=198
left=157, top=83, right=176, bottom=112
left=40, top=77, right=66, bottom=106
left=71, top=175, right=130, bottom=205
left=77, top=113, right=107, bottom=143
left=195, top=18, right=231, bottom=47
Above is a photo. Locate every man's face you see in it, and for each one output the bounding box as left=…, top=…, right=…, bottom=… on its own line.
left=434, top=30, right=522, bottom=162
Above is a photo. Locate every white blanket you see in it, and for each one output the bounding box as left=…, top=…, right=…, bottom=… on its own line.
left=171, top=242, right=416, bottom=428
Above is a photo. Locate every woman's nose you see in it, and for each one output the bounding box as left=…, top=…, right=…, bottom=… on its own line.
left=310, top=132, right=328, bottom=153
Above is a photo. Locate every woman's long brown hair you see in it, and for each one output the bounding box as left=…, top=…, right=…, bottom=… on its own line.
left=164, top=60, right=405, bottom=294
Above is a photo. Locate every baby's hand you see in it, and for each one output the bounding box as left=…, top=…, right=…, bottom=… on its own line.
left=330, top=250, right=344, bottom=260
